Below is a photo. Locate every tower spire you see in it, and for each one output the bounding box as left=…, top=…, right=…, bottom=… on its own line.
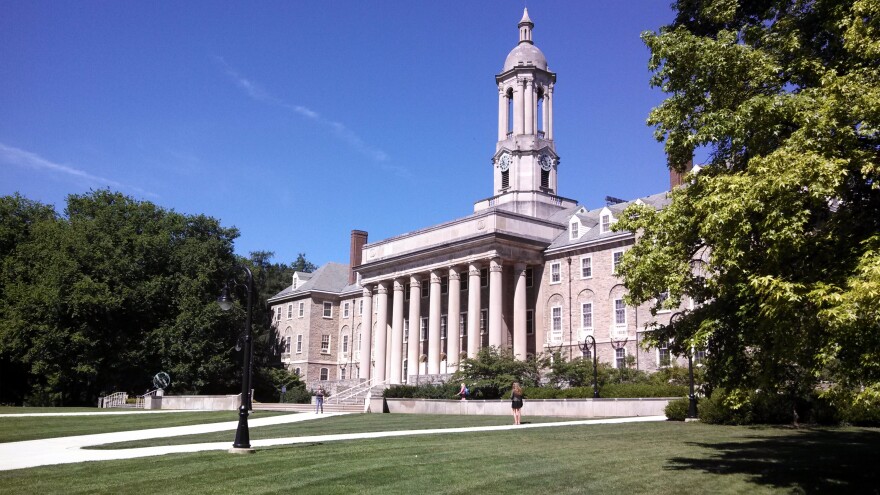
left=518, top=8, right=534, bottom=44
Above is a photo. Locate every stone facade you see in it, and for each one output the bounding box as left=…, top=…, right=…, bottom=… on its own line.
left=268, top=9, right=690, bottom=391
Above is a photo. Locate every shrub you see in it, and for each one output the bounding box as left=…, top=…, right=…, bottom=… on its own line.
left=600, top=383, right=688, bottom=398
left=383, top=383, right=460, bottom=400
left=664, top=397, right=690, bottom=421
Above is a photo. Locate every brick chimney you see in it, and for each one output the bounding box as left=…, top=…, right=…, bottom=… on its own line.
left=349, top=230, right=368, bottom=284
left=670, top=157, right=694, bottom=189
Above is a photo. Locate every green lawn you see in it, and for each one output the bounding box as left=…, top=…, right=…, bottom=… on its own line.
left=0, top=410, right=289, bottom=443
left=1, top=414, right=878, bottom=494
left=89, top=413, right=573, bottom=449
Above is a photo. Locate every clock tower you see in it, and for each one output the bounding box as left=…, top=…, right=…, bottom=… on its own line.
left=478, top=9, right=575, bottom=218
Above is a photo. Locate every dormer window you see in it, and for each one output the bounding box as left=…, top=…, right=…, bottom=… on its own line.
left=601, top=214, right=611, bottom=233
left=570, top=221, right=579, bottom=240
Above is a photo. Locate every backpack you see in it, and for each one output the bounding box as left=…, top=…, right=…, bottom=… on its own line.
left=464, top=386, right=470, bottom=397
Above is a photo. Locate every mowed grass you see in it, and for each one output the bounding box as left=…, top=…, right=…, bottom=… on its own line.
left=0, top=410, right=289, bottom=443
left=1, top=415, right=878, bottom=494
left=89, top=413, right=573, bottom=449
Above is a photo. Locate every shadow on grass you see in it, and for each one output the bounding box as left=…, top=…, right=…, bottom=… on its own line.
left=666, top=427, right=880, bottom=493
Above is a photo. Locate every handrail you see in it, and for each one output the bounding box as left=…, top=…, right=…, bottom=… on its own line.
left=102, top=391, right=128, bottom=408
left=329, top=377, right=389, bottom=404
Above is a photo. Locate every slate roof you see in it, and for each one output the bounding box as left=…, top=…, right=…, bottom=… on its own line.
left=546, top=190, right=672, bottom=251
left=267, top=262, right=351, bottom=303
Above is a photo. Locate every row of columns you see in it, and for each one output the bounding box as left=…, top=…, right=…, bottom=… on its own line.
left=358, top=259, right=532, bottom=384
left=497, top=80, right=554, bottom=141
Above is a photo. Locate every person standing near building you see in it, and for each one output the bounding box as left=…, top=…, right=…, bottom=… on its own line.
left=457, top=382, right=468, bottom=400
left=510, top=382, right=524, bottom=425
left=315, top=386, right=325, bottom=414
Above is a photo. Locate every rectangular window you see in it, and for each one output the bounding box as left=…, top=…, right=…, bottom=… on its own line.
left=501, top=169, right=510, bottom=189
left=526, top=310, right=534, bottom=336
left=296, top=334, right=303, bottom=354
left=551, top=306, right=562, bottom=342
left=342, top=335, right=349, bottom=353
left=440, top=315, right=447, bottom=339
left=613, top=250, right=624, bottom=274
left=601, top=214, right=611, bottom=233
left=284, top=336, right=291, bottom=353
left=614, top=299, right=626, bottom=326
left=441, top=276, right=448, bottom=294
left=581, top=256, right=592, bottom=279
left=359, top=299, right=364, bottom=315
left=616, top=348, right=626, bottom=369
left=461, top=275, right=468, bottom=292
left=323, top=302, right=332, bottom=318
left=275, top=307, right=281, bottom=321
left=421, top=280, right=429, bottom=297
left=526, top=268, right=533, bottom=288
left=420, top=317, right=428, bottom=341
left=480, top=309, right=488, bottom=335
left=659, top=342, right=671, bottom=367
left=570, top=221, right=579, bottom=239
left=343, top=302, right=350, bottom=318
left=321, top=334, right=330, bottom=353
left=480, top=268, right=488, bottom=287
left=460, top=312, right=467, bottom=337
left=320, top=367, right=328, bottom=381
left=581, top=302, right=593, bottom=330
left=341, top=368, right=346, bottom=380
left=287, top=304, right=293, bottom=319
left=404, top=283, right=411, bottom=301
left=404, top=319, right=409, bottom=343
left=298, top=302, right=305, bottom=317
left=550, top=262, right=561, bottom=284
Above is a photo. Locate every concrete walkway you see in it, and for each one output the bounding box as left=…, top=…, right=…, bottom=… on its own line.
left=0, top=412, right=667, bottom=472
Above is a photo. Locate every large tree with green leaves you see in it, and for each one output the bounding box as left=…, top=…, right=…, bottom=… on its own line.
left=617, top=0, right=879, bottom=410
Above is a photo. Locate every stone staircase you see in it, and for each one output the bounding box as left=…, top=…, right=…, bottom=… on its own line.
left=253, top=402, right=365, bottom=413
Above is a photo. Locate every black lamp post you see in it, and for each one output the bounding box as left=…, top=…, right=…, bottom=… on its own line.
left=687, top=349, right=697, bottom=419
left=217, top=266, right=254, bottom=452
left=578, top=335, right=599, bottom=398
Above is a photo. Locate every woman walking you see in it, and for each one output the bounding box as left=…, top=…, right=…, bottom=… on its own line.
left=510, top=382, right=524, bottom=425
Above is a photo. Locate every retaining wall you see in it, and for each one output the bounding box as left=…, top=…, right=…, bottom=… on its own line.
left=145, top=394, right=240, bottom=411
left=370, top=397, right=672, bottom=418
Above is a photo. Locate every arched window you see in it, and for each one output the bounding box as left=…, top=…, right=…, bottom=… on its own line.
left=537, top=88, right=545, bottom=134
left=506, top=88, right=514, bottom=135
left=320, top=367, right=329, bottom=381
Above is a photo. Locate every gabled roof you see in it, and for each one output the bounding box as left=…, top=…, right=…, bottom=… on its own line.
left=268, top=262, right=351, bottom=303
left=546, top=190, right=671, bottom=251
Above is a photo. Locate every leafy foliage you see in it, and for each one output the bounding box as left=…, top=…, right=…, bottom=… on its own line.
left=616, top=0, right=880, bottom=416
left=0, top=190, right=317, bottom=406
left=452, top=347, right=542, bottom=399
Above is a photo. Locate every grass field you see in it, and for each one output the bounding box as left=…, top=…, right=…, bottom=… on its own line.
left=1, top=411, right=878, bottom=494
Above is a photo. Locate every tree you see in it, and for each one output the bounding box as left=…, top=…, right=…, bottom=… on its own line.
left=618, top=0, right=880, bottom=413
left=453, top=347, right=542, bottom=398
left=290, top=253, right=317, bottom=274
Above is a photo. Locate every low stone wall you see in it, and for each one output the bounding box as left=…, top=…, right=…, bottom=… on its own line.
left=145, top=394, right=241, bottom=411
left=370, top=397, right=672, bottom=418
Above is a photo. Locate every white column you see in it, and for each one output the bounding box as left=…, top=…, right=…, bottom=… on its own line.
left=446, top=267, right=461, bottom=372
left=373, top=282, right=389, bottom=382
left=406, top=275, right=422, bottom=383
left=428, top=270, right=442, bottom=375
left=390, top=278, right=405, bottom=384
left=524, top=79, right=534, bottom=135
left=547, top=85, right=554, bottom=140
left=489, top=258, right=503, bottom=349
left=513, top=80, right=524, bottom=135
left=513, top=263, right=528, bottom=360
left=467, top=263, right=481, bottom=358
left=358, top=286, right=373, bottom=381
left=498, top=85, right=507, bottom=141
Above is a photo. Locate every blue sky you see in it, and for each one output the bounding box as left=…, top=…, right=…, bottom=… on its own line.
left=1, top=1, right=677, bottom=267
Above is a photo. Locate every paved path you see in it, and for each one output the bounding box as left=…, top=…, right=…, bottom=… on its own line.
left=0, top=413, right=667, bottom=472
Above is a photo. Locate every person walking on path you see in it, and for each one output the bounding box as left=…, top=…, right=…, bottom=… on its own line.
left=315, top=386, right=325, bottom=414
left=510, top=382, right=524, bottom=425
left=457, top=383, right=468, bottom=401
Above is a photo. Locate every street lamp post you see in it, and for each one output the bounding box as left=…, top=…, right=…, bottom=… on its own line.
left=687, top=350, right=697, bottom=419
left=578, top=335, right=599, bottom=399
left=217, top=266, right=255, bottom=452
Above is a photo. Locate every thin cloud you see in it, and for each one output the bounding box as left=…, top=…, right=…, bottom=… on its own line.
left=215, top=56, right=391, bottom=165
left=0, top=142, right=156, bottom=197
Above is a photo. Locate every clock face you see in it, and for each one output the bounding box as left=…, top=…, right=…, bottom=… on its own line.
left=540, top=154, right=553, bottom=171
left=499, top=153, right=510, bottom=172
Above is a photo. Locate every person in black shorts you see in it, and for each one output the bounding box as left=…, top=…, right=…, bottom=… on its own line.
left=511, top=382, right=524, bottom=425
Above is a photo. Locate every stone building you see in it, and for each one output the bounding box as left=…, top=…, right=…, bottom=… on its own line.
left=268, top=9, right=692, bottom=389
